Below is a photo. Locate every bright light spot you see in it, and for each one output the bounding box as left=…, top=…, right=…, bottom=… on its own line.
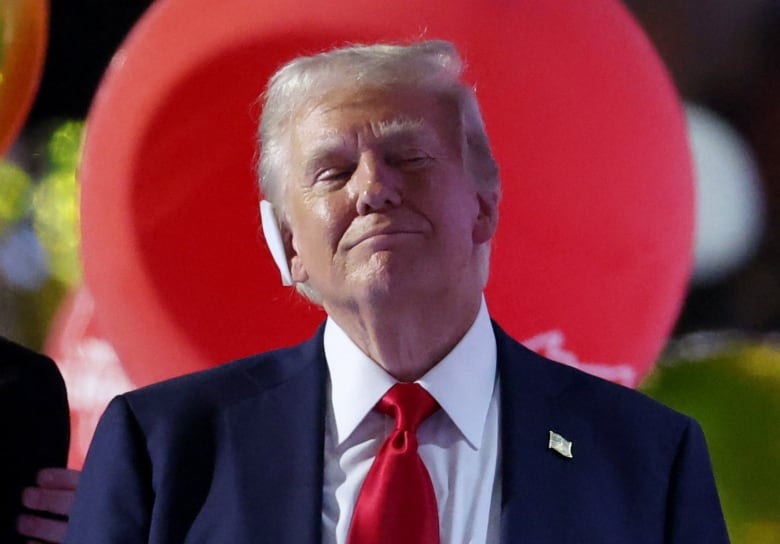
left=686, top=103, right=766, bottom=286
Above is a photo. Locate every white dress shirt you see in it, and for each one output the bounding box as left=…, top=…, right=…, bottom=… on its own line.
left=321, top=298, right=501, bottom=544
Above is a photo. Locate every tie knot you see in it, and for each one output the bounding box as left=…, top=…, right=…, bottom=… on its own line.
left=377, top=383, right=439, bottom=433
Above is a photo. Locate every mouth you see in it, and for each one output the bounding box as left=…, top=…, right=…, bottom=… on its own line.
left=344, top=226, right=424, bottom=250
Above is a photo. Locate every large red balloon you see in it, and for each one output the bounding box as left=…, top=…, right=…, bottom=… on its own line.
left=79, top=0, right=693, bottom=388
left=0, top=0, right=48, bottom=154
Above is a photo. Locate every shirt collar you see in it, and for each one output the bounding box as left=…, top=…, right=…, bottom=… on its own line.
left=324, top=296, right=497, bottom=448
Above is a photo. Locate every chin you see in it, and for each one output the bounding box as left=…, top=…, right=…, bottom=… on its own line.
left=346, top=251, right=436, bottom=294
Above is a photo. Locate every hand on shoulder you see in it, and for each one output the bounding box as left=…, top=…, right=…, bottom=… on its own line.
left=17, top=468, right=80, bottom=543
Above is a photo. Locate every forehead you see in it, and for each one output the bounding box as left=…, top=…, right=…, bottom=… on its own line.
left=290, top=85, right=460, bottom=154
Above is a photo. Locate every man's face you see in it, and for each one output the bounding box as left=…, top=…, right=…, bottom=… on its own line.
left=281, top=85, right=497, bottom=312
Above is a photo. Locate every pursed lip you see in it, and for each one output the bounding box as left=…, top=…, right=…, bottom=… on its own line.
left=343, top=223, right=425, bottom=250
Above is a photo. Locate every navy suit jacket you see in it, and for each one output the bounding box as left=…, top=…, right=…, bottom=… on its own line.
left=66, top=323, right=729, bottom=543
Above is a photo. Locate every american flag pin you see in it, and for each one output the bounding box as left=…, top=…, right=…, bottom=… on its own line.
left=548, top=430, right=574, bottom=459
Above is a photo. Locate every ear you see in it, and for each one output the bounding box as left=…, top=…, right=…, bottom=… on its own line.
left=260, top=200, right=294, bottom=286
left=472, top=189, right=499, bottom=245
left=289, top=235, right=309, bottom=284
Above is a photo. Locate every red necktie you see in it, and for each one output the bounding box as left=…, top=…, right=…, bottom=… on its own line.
left=347, top=383, right=441, bottom=544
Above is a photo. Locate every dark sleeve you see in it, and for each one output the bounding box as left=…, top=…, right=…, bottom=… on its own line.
left=665, top=418, right=730, bottom=543
left=65, top=396, right=154, bottom=543
left=0, top=338, right=70, bottom=544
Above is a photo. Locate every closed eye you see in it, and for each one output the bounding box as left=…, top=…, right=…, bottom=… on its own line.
left=315, top=165, right=356, bottom=184
left=387, top=153, right=433, bottom=170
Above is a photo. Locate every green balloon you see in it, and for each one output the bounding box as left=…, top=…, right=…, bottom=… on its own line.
left=641, top=335, right=780, bottom=542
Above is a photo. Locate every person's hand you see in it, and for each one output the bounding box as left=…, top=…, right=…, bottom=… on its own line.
left=16, top=467, right=80, bottom=543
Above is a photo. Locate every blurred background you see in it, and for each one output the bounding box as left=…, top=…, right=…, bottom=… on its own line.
left=1, top=0, right=779, bottom=541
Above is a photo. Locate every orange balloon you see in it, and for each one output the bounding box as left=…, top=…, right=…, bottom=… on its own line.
left=0, top=0, right=48, bottom=154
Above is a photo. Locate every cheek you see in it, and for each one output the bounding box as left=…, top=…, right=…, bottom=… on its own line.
left=310, top=196, right=342, bottom=227
left=290, top=192, right=353, bottom=253
left=434, top=185, right=480, bottom=231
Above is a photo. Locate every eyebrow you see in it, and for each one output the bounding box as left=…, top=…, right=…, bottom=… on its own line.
left=302, top=134, right=353, bottom=176
left=371, top=117, right=425, bottom=139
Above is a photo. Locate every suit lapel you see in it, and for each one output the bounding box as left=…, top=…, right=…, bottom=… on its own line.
left=220, top=331, right=328, bottom=543
left=495, top=323, right=584, bottom=543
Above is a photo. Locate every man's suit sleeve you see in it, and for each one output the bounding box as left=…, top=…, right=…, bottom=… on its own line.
left=666, top=418, right=730, bottom=543
left=65, top=396, right=154, bottom=543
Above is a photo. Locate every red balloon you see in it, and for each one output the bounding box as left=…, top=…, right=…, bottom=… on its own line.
left=0, top=0, right=48, bottom=154
left=79, top=0, right=692, bottom=387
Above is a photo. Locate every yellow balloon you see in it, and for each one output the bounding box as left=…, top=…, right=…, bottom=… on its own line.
left=0, top=0, right=48, bottom=154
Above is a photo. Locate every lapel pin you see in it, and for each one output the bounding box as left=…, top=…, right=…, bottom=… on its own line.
left=548, top=430, right=574, bottom=459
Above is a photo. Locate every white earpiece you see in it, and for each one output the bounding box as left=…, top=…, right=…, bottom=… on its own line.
left=260, top=200, right=293, bottom=286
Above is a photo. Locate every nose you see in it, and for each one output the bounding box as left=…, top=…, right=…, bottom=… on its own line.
left=354, top=152, right=402, bottom=215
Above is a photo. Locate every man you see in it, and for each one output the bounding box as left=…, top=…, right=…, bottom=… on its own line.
left=1, top=337, right=78, bottom=543
left=65, top=40, right=729, bottom=542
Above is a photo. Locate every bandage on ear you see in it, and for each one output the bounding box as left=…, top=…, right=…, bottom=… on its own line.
left=260, top=200, right=293, bottom=286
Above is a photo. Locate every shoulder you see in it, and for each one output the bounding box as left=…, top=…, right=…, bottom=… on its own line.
left=83, top=330, right=327, bottom=489
left=0, top=336, right=64, bottom=386
left=0, top=337, right=67, bottom=410
left=494, top=322, right=695, bottom=440
left=492, top=324, right=728, bottom=540
left=0, top=337, right=69, bottom=467
left=113, top=329, right=326, bottom=425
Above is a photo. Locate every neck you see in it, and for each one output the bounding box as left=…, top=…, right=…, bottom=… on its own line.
left=325, top=290, right=483, bottom=382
